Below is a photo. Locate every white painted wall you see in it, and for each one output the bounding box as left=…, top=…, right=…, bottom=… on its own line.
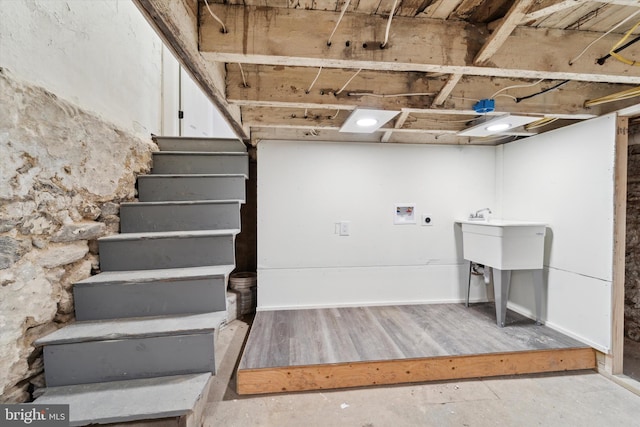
left=499, top=114, right=617, bottom=352
left=0, top=0, right=163, bottom=136
left=258, top=116, right=618, bottom=353
left=0, top=0, right=237, bottom=140
left=257, top=140, right=497, bottom=309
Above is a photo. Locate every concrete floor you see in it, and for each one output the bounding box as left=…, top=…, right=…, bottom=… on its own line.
left=204, top=318, right=640, bottom=427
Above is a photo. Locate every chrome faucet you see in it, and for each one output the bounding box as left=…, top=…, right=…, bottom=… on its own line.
left=470, top=208, right=492, bottom=219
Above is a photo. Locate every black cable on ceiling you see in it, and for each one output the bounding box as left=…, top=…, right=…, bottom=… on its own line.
left=515, top=80, right=570, bottom=103
left=597, top=35, right=640, bottom=65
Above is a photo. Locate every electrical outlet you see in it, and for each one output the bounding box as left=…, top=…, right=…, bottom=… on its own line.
left=339, top=221, right=350, bottom=236
left=421, top=215, right=433, bottom=226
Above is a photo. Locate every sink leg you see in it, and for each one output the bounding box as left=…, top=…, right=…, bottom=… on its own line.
left=493, top=268, right=512, bottom=327
left=464, top=260, right=472, bottom=307
left=532, top=269, right=543, bottom=325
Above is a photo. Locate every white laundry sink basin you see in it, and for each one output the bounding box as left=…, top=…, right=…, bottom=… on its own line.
left=458, top=219, right=546, bottom=270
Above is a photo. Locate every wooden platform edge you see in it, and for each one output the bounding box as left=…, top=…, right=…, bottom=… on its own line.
left=236, top=347, right=596, bottom=395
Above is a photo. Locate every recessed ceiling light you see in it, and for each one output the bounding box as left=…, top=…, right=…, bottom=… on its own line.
left=340, top=108, right=400, bottom=133
left=356, top=118, right=379, bottom=127
left=457, top=114, right=540, bottom=137
left=486, top=123, right=511, bottom=132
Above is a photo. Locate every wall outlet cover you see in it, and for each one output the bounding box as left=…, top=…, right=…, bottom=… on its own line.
left=421, top=215, right=433, bottom=226
left=339, top=221, right=350, bottom=236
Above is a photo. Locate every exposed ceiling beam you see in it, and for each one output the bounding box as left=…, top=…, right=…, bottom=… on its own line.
left=592, top=0, right=640, bottom=6
left=432, top=73, right=464, bottom=107
left=241, top=107, right=351, bottom=129
left=524, top=0, right=583, bottom=22
left=396, top=0, right=434, bottom=17
left=249, top=127, right=386, bottom=146
left=200, top=4, right=640, bottom=84
left=133, top=0, right=247, bottom=140
left=523, top=0, right=640, bottom=23
left=421, top=0, right=465, bottom=19
left=226, top=65, right=635, bottom=118
left=249, top=127, right=474, bottom=146
left=242, top=106, right=475, bottom=133
left=381, top=110, right=411, bottom=142
left=474, top=0, right=536, bottom=66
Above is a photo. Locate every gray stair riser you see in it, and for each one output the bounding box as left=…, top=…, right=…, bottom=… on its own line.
left=99, top=235, right=235, bottom=271
left=137, top=176, right=246, bottom=202
left=156, top=138, right=246, bottom=153
left=74, top=277, right=227, bottom=321
left=43, top=333, right=215, bottom=387
left=152, top=153, right=248, bottom=176
left=120, top=203, right=240, bottom=233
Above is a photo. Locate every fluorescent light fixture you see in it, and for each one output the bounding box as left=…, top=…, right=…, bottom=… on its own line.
left=340, top=108, right=400, bottom=133
left=457, top=114, right=540, bottom=137
left=356, top=118, right=379, bottom=127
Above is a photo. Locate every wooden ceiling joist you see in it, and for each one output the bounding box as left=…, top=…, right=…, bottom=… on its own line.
left=226, top=64, right=637, bottom=118
left=524, top=0, right=587, bottom=23
left=421, top=0, right=466, bottom=19
left=241, top=108, right=470, bottom=135
left=381, top=110, right=411, bottom=143
left=432, top=74, right=464, bottom=107
left=200, top=4, right=640, bottom=84
left=474, top=0, right=536, bottom=65
left=249, top=127, right=473, bottom=146
left=130, top=0, right=640, bottom=145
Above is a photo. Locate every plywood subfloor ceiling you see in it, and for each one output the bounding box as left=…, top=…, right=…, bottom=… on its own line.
left=136, top=0, right=640, bottom=145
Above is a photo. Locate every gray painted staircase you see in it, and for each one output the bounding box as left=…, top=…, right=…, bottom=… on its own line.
left=137, top=174, right=246, bottom=202
left=152, top=152, right=249, bottom=175
left=98, top=229, right=239, bottom=271
left=34, top=137, right=247, bottom=426
left=73, top=265, right=232, bottom=321
left=120, top=200, right=241, bottom=232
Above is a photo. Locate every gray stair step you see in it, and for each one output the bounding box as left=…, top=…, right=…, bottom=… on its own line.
left=98, top=230, right=239, bottom=271
left=120, top=200, right=241, bottom=233
left=73, top=265, right=234, bottom=321
left=137, top=174, right=246, bottom=203
left=36, top=312, right=225, bottom=387
left=152, top=152, right=248, bottom=176
left=155, top=136, right=246, bottom=153
left=34, top=373, right=212, bottom=426
left=76, top=265, right=235, bottom=285
left=35, top=312, right=226, bottom=346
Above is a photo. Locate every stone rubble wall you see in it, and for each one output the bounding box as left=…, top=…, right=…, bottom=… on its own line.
left=0, top=69, right=156, bottom=402
left=627, top=126, right=640, bottom=342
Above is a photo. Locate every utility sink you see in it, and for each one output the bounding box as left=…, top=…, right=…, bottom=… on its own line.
left=458, top=219, right=546, bottom=270
left=457, top=219, right=547, bottom=327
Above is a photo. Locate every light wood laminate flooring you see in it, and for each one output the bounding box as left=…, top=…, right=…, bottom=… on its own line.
left=239, top=303, right=589, bottom=370
left=236, top=303, right=595, bottom=394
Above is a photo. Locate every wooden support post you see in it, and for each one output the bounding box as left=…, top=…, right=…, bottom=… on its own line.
left=610, top=115, right=628, bottom=375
